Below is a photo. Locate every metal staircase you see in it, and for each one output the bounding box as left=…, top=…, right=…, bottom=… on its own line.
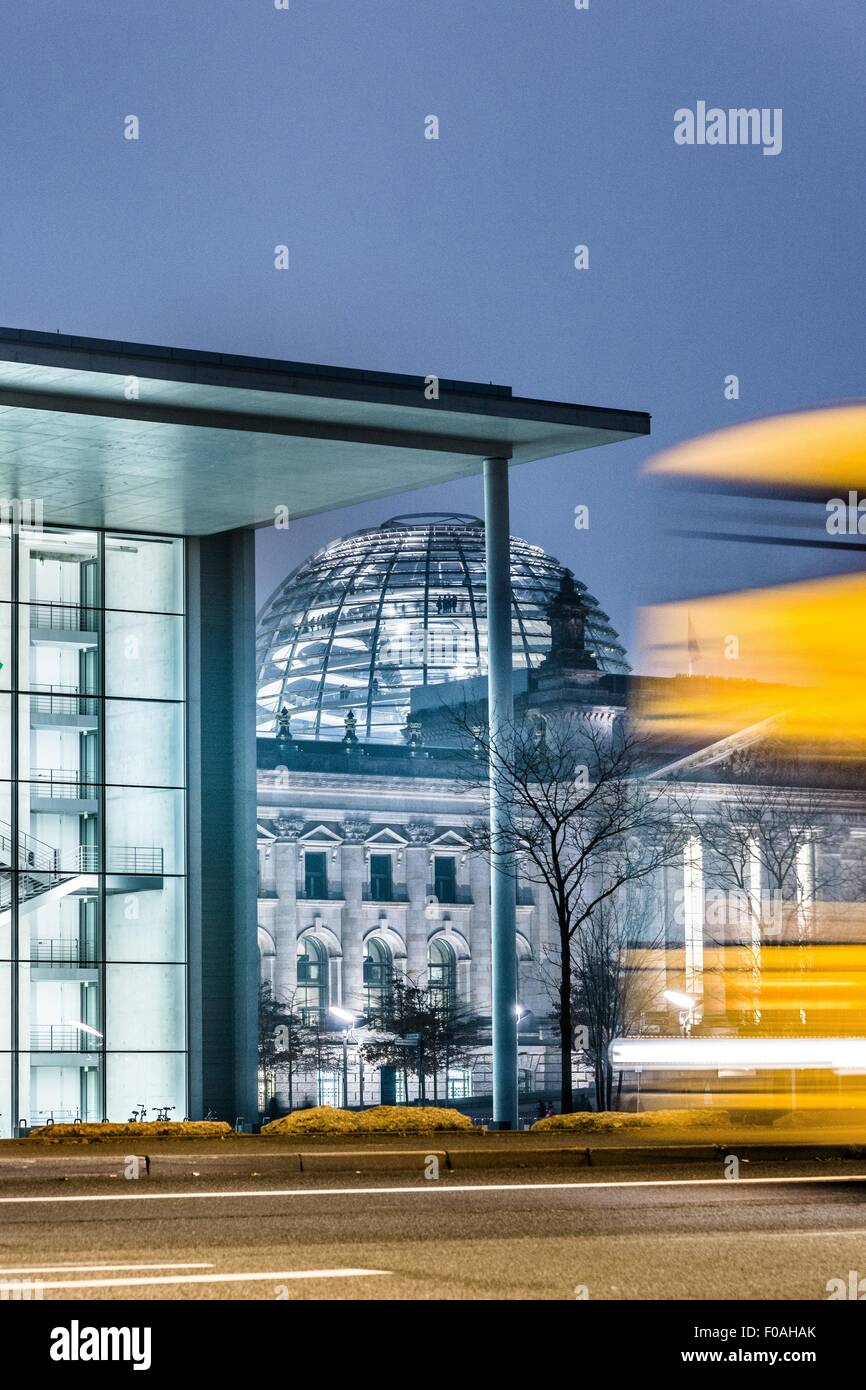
left=0, top=821, right=78, bottom=911
left=0, top=821, right=165, bottom=913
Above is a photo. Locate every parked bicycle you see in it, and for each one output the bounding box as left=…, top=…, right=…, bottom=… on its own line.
left=154, top=1105, right=175, bottom=1122
left=127, top=1104, right=147, bottom=1122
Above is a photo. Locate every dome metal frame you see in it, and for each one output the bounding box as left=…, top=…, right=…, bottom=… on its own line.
left=257, top=513, right=629, bottom=742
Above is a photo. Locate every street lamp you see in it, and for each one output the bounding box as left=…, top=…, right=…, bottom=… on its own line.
left=330, top=1007, right=355, bottom=1108
left=330, top=1007, right=367, bottom=1109
left=663, top=989, right=698, bottom=1036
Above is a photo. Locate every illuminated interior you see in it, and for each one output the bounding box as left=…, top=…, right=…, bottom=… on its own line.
left=256, top=513, right=629, bottom=742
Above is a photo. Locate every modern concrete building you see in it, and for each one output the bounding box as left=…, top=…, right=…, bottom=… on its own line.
left=0, top=327, right=649, bottom=1134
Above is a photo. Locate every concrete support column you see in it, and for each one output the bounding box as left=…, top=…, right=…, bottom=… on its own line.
left=484, top=456, right=518, bottom=1129
left=406, top=845, right=431, bottom=983
left=186, top=527, right=258, bottom=1126
left=273, top=841, right=298, bottom=1004
left=340, top=842, right=365, bottom=1013
left=469, top=854, right=492, bottom=1019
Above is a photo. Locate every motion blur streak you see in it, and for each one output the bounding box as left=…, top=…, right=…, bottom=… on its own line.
left=626, top=408, right=866, bottom=1129
left=639, top=572, right=866, bottom=748
left=645, top=404, right=866, bottom=494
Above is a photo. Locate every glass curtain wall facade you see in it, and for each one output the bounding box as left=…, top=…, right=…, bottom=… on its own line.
left=0, top=525, right=186, bottom=1134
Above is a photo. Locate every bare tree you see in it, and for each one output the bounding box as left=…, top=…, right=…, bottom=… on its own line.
left=363, top=971, right=483, bottom=1104
left=258, top=983, right=327, bottom=1114
left=454, top=705, right=688, bottom=1113
left=571, top=892, right=664, bottom=1111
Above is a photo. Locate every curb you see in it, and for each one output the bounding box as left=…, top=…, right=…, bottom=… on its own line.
left=2, top=1142, right=866, bottom=1183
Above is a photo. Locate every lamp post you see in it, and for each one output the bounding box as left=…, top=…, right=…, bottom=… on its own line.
left=330, top=1007, right=367, bottom=1109
left=330, top=1007, right=354, bottom=1107
left=663, top=989, right=698, bottom=1037
left=484, top=456, right=518, bottom=1131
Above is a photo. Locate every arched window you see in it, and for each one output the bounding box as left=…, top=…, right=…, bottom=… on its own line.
left=363, top=937, right=392, bottom=1018
left=428, top=938, right=456, bottom=1011
left=297, top=936, right=327, bottom=1023
left=258, top=928, right=275, bottom=992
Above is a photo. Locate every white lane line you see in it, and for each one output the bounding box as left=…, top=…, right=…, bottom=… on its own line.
left=0, top=1262, right=214, bottom=1274
left=0, top=1172, right=865, bottom=1204
left=29, top=1268, right=389, bottom=1291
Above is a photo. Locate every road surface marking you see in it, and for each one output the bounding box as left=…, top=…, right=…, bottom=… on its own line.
left=27, top=1268, right=389, bottom=1291
left=0, top=1173, right=865, bottom=1204
left=0, top=1261, right=214, bottom=1274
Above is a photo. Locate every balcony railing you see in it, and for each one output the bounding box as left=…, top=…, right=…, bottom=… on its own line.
left=427, top=885, right=473, bottom=906
left=30, top=603, right=99, bottom=633
left=29, top=685, right=99, bottom=717
left=363, top=886, right=410, bottom=903
left=31, top=939, right=97, bottom=968
left=30, top=769, right=98, bottom=800
left=30, top=1025, right=100, bottom=1052
left=76, top=847, right=164, bottom=874
left=1, top=826, right=163, bottom=882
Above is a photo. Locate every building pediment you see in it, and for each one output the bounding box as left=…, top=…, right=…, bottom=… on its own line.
left=429, top=830, right=471, bottom=851
left=298, top=823, right=343, bottom=845
left=365, top=826, right=410, bottom=848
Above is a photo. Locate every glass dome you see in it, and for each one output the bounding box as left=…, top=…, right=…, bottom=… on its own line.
left=256, top=513, right=629, bottom=742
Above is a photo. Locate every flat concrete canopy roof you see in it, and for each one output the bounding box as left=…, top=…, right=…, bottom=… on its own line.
left=0, top=328, right=650, bottom=534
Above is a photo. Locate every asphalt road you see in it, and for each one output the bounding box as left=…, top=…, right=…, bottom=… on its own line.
left=1, top=1163, right=865, bottom=1300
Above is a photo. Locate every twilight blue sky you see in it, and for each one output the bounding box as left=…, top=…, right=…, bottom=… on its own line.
left=2, top=1, right=864, bottom=665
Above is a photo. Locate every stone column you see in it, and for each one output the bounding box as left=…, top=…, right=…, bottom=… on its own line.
left=271, top=825, right=302, bottom=1112
left=406, top=823, right=436, bottom=985
left=272, top=835, right=299, bottom=1005
left=469, top=853, right=493, bottom=1018
left=340, top=822, right=367, bottom=1012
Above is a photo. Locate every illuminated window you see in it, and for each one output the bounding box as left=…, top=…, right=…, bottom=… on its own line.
left=446, top=1067, right=472, bottom=1100
left=0, top=526, right=187, bottom=1132
left=369, top=853, right=393, bottom=902
left=303, top=851, right=327, bottom=899
left=297, top=937, right=327, bottom=1022
left=434, top=856, right=457, bottom=904
left=317, top=1070, right=340, bottom=1106
left=428, top=938, right=456, bottom=1010
left=363, top=937, right=392, bottom=1016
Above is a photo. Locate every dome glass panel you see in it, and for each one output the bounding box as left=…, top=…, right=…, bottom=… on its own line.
left=256, top=513, right=629, bottom=741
